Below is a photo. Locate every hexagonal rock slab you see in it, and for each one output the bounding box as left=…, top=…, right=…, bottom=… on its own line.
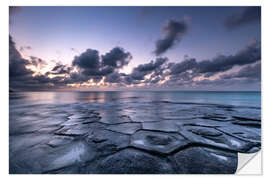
left=187, top=126, right=223, bottom=137
left=130, top=130, right=190, bottom=154
left=105, top=122, right=142, bottom=135
left=182, top=126, right=259, bottom=153
left=90, top=148, right=175, bottom=174
left=89, top=129, right=130, bottom=152
left=142, top=121, right=180, bottom=133
left=47, top=135, right=74, bottom=148
left=171, top=146, right=237, bottom=174
left=217, top=125, right=261, bottom=143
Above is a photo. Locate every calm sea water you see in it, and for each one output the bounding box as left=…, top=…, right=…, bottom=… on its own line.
left=9, top=91, right=261, bottom=108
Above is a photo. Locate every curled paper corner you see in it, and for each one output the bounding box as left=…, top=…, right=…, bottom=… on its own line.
left=236, top=151, right=262, bottom=174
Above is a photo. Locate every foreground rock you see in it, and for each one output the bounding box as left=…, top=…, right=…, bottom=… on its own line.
left=9, top=100, right=261, bottom=174
left=87, top=148, right=175, bottom=174
left=171, top=146, right=237, bottom=174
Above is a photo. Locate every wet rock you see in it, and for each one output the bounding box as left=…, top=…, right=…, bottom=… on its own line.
left=142, top=121, right=180, bottom=132
left=202, top=115, right=231, bottom=122
left=41, top=140, right=96, bottom=173
left=88, top=129, right=130, bottom=156
left=217, top=125, right=261, bottom=143
left=45, top=166, right=80, bottom=174
left=10, top=144, right=54, bottom=174
left=233, top=116, right=260, bottom=121
left=181, top=126, right=258, bottom=153
left=187, top=126, right=223, bottom=137
left=131, top=114, right=163, bottom=122
left=105, top=122, right=142, bottom=135
left=232, top=121, right=261, bottom=128
left=55, top=124, right=93, bottom=136
left=99, top=114, right=132, bottom=124
left=182, top=118, right=227, bottom=128
left=130, top=130, right=190, bottom=154
left=91, top=148, right=175, bottom=174
left=10, top=133, right=53, bottom=154
left=47, top=136, right=74, bottom=147
left=171, top=146, right=237, bottom=174
left=9, top=99, right=261, bottom=174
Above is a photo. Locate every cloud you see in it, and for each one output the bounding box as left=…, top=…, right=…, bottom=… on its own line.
left=221, top=62, right=261, bottom=80
left=197, top=39, right=260, bottom=74
left=20, top=46, right=32, bottom=52
left=225, top=7, right=261, bottom=29
left=9, top=36, right=70, bottom=90
left=101, top=47, right=132, bottom=68
left=72, top=49, right=100, bottom=70
left=72, top=47, right=131, bottom=79
left=157, top=39, right=261, bottom=89
left=29, top=56, right=47, bottom=68
left=9, top=36, right=33, bottom=78
left=164, top=39, right=260, bottom=85
left=154, top=18, right=189, bottom=56
left=71, top=49, right=110, bottom=78
left=81, top=66, right=114, bottom=76
left=135, top=57, right=167, bottom=72
left=9, top=35, right=260, bottom=91
left=104, top=72, right=123, bottom=83
left=169, top=58, right=197, bottom=75
left=130, top=57, right=168, bottom=80
left=50, top=63, right=72, bottom=75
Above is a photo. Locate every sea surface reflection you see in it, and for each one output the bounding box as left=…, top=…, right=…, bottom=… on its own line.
left=10, top=91, right=261, bottom=107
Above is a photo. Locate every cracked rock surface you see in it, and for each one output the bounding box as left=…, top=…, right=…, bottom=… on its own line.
left=9, top=92, right=261, bottom=174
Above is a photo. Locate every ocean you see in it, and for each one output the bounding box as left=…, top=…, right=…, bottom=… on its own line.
left=9, top=91, right=261, bottom=174
left=9, top=91, right=261, bottom=107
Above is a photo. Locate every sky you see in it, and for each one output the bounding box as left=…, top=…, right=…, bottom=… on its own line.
left=9, top=6, right=261, bottom=91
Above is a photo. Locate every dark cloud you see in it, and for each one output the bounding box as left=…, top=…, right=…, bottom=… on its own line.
left=50, top=63, right=72, bottom=75
left=221, top=62, right=261, bottom=80
left=159, top=40, right=261, bottom=89
left=164, top=39, right=260, bottom=84
left=81, top=66, right=114, bottom=76
left=101, top=47, right=132, bottom=68
left=104, top=72, right=123, bottom=83
left=154, top=18, right=189, bottom=56
left=72, top=49, right=100, bottom=70
left=197, top=40, right=260, bottom=73
left=9, top=34, right=260, bottom=91
left=71, top=49, right=105, bottom=79
left=29, top=56, right=47, bottom=68
left=9, top=36, right=33, bottom=78
left=72, top=47, right=131, bottom=79
left=170, top=71, right=197, bottom=83
left=225, top=7, right=261, bottom=29
left=130, top=57, right=168, bottom=80
left=169, top=58, right=197, bottom=75
left=135, top=57, right=167, bottom=72
left=68, top=47, right=131, bottom=85
left=9, top=36, right=68, bottom=91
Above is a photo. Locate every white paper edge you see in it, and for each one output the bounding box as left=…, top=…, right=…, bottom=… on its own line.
left=236, top=151, right=262, bottom=174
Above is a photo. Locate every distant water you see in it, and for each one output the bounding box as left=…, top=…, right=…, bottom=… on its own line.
left=9, top=91, right=261, bottom=108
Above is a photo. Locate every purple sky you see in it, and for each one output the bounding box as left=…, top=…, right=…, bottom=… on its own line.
left=9, top=6, right=261, bottom=91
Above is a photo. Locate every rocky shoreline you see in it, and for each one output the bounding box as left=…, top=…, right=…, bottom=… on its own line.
left=9, top=101, right=261, bottom=174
